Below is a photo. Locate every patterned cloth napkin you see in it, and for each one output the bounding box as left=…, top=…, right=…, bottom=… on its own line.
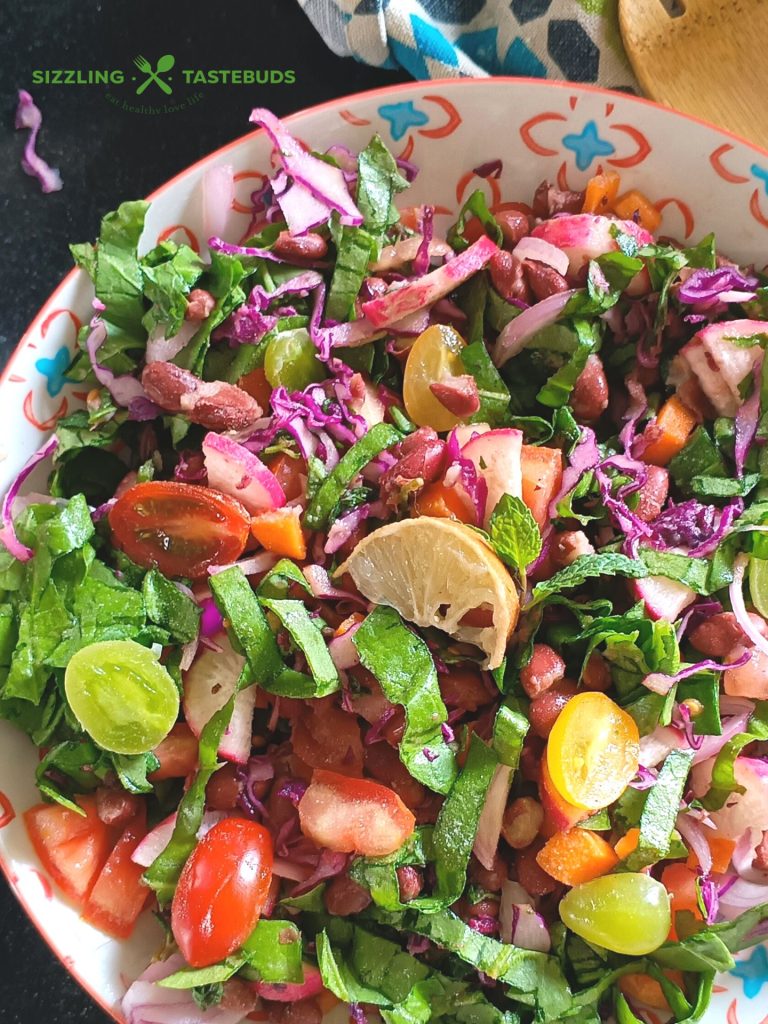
left=295, top=0, right=638, bottom=90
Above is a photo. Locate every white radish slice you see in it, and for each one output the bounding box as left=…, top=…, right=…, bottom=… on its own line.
left=182, top=634, right=256, bottom=764
left=131, top=810, right=227, bottom=867
left=673, top=320, right=767, bottom=417
left=203, top=432, right=285, bottom=514
left=461, top=428, right=523, bottom=528
left=632, top=575, right=696, bottom=622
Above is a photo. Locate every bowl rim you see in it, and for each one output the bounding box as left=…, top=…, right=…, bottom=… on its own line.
left=3, top=74, right=768, bottom=1022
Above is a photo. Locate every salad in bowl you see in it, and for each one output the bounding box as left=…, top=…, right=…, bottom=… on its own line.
left=2, top=104, right=768, bottom=1024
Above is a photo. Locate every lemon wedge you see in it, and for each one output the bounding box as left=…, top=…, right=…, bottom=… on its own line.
left=336, top=518, right=519, bottom=669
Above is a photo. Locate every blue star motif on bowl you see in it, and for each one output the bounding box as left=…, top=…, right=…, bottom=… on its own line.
left=562, top=120, right=615, bottom=172
left=36, top=345, right=73, bottom=397
left=751, top=163, right=768, bottom=195
left=731, top=945, right=768, bottom=998
left=378, top=101, right=429, bottom=141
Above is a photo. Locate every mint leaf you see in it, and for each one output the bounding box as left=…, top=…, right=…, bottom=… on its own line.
left=531, top=553, right=648, bottom=602
left=488, top=494, right=542, bottom=576
left=622, top=749, right=694, bottom=870
left=259, top=598, right=340, bottom=697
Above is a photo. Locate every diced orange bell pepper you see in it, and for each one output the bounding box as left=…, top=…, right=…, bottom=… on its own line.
left=686, top=835, right=736, bottom=875
left=251, top=506, right=307, bottom=560
left=413, top=481, right=474, bottom=523
left=582, top=171, right=621, bottom=215
left=619, top=970, right=685, bottom=1011
left=640, top=396, right=698, bottom=466
left=613, top=189, right=662, bottom=233
left=536, top=827, right=619, bottom=886
left=614, top=827, right=641, bottom=861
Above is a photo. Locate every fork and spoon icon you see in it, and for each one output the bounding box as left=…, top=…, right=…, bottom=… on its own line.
left=133, top=54, right=175, bottom=95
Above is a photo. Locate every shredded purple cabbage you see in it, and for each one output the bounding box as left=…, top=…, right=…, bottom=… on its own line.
left=445, top=429, right=488, bottom=526
left=472, top=159, right=503, bottom=179
left=734, top=356, right=763, bottom=477
left=0, top=435, right=59, bottom=562
left=678, top=267, right=759, bottom=308
left=86, top=320, right=160, bottom=418
left=413, top=206, right=435, bottom=277
left=14, top=90, right=63, bottom=194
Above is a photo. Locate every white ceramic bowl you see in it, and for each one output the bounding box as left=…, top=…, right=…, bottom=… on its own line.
left=2, top=79, right=768, bottom=1023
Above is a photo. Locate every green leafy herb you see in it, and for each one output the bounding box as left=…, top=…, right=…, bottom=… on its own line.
left=492, top=697, right=529, bottom=769
left=531, top=553, right=649, bottom=602
left=447, top=190, right=502, bottom=253
left=622, top=750, right=694, bottom=870
left=142, top=569, right=201, bottom=644
left=259, top=598, right=340, bottom=697
left=700, top=702, right=768, bottom=811
left=140, top=241, right=204, bottom=336
left=459, top=340, right=511, bottom=426
left=305, top=423, right=401, bottom=529
left=488, top=494, right=542, bottom=577
left=537, top=319, right=600, bottom=409
left=353, top=606, right=456, bottom=794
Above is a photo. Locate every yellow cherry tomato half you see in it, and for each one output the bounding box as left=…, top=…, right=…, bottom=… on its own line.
left=403, top=324, right=467, bottom=432
left=546, top=691, right=640, bottom=810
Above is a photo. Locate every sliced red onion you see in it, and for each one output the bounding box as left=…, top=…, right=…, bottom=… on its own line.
left=290, top=848, right=349, bottom=898
left=14, top=90, right=62, bottom=194
left=493, top=289, right=578, bottom=368
left=250, top=108, right=362, bottom=226
left=208, top=236, right=286, bottom=261
left=0, top=435, right=58, bottom=562
left=692, top=710, right=753, bottom=765
left=145, top=319, right=198, bottom=364
left=548, top=425, right=600, bottom=519
left=413, top=206, right=435, bottom=277
left=731, top=554, right=768, bottom=659
left=473, top=765, right=512, bottom=871
left=639, top=725, right=684, bottom=768
left=512, top=237, right=569, bottom=278
left=208, top=552, right=278, bottom=577
left=202, top=164, right=234, bottom=249
left=202, top=432, right=286, bottom=515
left=123, top=953, right=254, bottom=1024
left=734, top=357, right=762, bottom=477
left=676, top=813, right=714, bottom=875
left=732, top=826, right=765, bottom=880
left=328, top=621, right=362, bottom=671
left=303, top=564, right=368, bottom=606
left=179, top=637, right=198, bottom=672
left=718, top=874, right=768, bottom=915
left=643, top=652, right=751, bottom=696
left=325, top=506, right=371, bottom=555
left=86, top=320, right=157, bottom=414
left=499, top=880, right=550, bottom=952
left=272, top=169, right=333, bottom=236
left=630, top=764, right=658, bottom=790
left=619, top=373, right=648, bottom=454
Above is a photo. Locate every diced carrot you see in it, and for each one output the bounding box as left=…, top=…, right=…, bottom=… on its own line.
left=520, top=445, right=563, bottom=531
left=640, top=396, right=698, bottom=466
left=613, top=189, right=662, bottom=232
left=614, top=827, right=641, bottom=861
left=661, top=862, right=704, bottom=941
left=238, top=367, right=272, bottom=409
left=686, top=835, right=735, bottom=875
left=619, top=970, right=685, bottom=1011
left=413, top=481, right=474, bottom=523
left=333, top=612, right=365, bottom=638
left=536, top=828, right=619, bottom=886
left=582, top=171, right=621, bottom=215
left=251, top=507, right=307, bottom=560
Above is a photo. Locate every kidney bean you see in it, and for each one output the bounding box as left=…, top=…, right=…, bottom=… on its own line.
left=468, top=852, right=507, bottom=892
left=185, top=288, right=216, bottom=321
left=529, top=681, right=579, bottom=739
left=551, top=531, right=595, bottom=568
left=206, top=763, right=245, bottom=810
left=323, top=874, right=372, bottom=916
left=272, top=230, right=328, bottom=260
left=272, top=999, right=323, bottom=1024
left=523, top=260, right=570, bottom=301
left=380, top=427, right=446, bottom=506
left=142, top=362, right=262, bottom=431
left=488, top=250, right=530, bottom=304
left=754, top=832, right=768, bottom=872
left=515, top=841, right=558, bottom=895
left=365, top=741, right=427, bottom=811
left=95, top=787, right=142, bottom=827
left=520, top=643, right=566, bottom=698
left=571, top=354, right=609, bottom=422
left=438, top=666, right=491, bottom=711
left=496, top=210, right=531, bottom=249
left=689, top=612, right=751, bottom=657
left=532, top=181, right=585, bottom=218
left=501, top=796, right=544, bottom=850
left=582, top=652, right=612, bottom=692
left=396, top=865, right=424, bottom=902
left=466, top=896, right=500, bottom=918
left=634, top=465, right=669, bottom=523
left=429, top=375, right=481, bottom=417
left=520, top=734, right=545, bottom=783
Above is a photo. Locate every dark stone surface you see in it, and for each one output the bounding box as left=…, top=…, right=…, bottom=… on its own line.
left=0, top=2, right=405, bottom=1020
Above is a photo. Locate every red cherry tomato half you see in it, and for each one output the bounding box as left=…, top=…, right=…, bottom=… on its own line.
left=108, top=481, right=251, bottom=579
left=171, top=818, right=273, bottom=968
left=298, top=769, right=416, bottom=857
